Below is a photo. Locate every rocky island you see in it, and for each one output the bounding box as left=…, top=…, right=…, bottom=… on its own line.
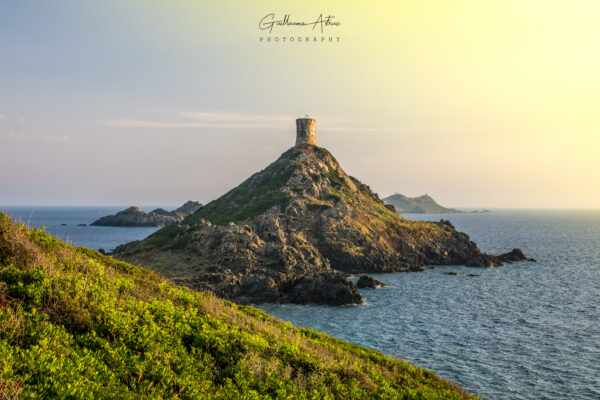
left=91, top=200, right=202, bottom=227
left=383, top=193, right=462, bottom=214
left=115, top=118, right=527, bottom=306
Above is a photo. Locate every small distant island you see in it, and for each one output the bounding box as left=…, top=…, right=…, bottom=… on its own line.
left=383, top=193, right=462, bottom=214
left=383, top=193, right=490, bottom=214
left=91, top=200, right=202, bottom=227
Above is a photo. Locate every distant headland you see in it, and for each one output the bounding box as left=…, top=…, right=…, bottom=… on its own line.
left=91, top=201, right=201, bottom=227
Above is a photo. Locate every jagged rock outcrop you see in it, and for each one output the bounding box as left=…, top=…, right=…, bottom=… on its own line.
left=91, top=201, right=202, bottom=227
left=115, top=146, right=528, bottom=305
left=464, top=247, right=528, bottom=267
left=356, top=275, right=386, bottom=289
left=172, top=200, right=203, bottom=218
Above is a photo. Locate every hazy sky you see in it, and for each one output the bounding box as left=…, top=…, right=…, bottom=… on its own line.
left=1, top=1, right=599, bottom=208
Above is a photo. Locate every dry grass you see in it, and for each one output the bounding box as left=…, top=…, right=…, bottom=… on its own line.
left=0, top=377, right=22, bottom=400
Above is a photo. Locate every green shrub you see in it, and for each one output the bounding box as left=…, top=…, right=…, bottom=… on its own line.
left=28, top=227, right=61, bottom=250
left=0, top=199, right=476, bottom=399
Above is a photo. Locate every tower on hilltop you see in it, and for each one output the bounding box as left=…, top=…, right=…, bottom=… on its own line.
left=295, top=116, right=317, bottom=147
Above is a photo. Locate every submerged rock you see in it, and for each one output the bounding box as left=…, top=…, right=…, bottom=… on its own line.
left=443, top=271, right=458, bottom=276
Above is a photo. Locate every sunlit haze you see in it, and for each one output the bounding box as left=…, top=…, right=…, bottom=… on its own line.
left=1, top=1, right=599, bottom=208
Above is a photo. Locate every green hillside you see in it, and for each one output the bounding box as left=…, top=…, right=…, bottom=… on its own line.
left=0, top=212, right=476, bottom=399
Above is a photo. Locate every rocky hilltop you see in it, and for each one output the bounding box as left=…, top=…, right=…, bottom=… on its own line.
left=384, top=193, right=462, bottom=214
left=115, top=144, right=526, bottom=305
left=91, top=200, right=202, bottom=227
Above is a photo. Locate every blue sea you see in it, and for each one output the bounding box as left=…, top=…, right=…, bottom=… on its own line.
left=2, top=207, right=599, bottom=400
left=1, top=206, right=160, bottom=252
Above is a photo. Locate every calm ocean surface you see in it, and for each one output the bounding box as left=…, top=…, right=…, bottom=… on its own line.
left=2, top=207, right=599, bottom=399
left=1, top=206, right=160, bottom=252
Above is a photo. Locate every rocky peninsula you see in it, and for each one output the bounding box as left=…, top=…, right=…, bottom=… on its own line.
left=115, top=118, right=528, bottom=306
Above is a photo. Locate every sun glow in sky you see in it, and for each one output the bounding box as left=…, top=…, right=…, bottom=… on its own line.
left=1, top=0, right=599, bottom=207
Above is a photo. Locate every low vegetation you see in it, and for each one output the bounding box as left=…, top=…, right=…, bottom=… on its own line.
left=179, top=152, right=299, bottom=228
left=0, top=212, right=476, bottom=399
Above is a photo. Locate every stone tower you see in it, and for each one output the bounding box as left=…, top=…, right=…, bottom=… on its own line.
left=295, top=117, right=317, bottom=147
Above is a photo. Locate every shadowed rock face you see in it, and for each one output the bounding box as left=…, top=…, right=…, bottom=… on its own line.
left=115, top=146, right=527, bottom=305
left=91, top=201, right=202, bottom=227
left=356, top=275, right=386, bottom=289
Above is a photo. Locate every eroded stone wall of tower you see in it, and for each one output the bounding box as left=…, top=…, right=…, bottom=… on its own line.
left=295, top=118, right=317, bottom=146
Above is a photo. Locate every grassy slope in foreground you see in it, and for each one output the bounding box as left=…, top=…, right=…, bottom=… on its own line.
left=0, top=212, right=476, bottom=399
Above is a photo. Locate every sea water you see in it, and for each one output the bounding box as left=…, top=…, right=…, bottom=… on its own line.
left=2, top=206, right=160, bottom=252
left=261, top=210, right=600, bottom=400
left=2, top=207, right=598, bottom=399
